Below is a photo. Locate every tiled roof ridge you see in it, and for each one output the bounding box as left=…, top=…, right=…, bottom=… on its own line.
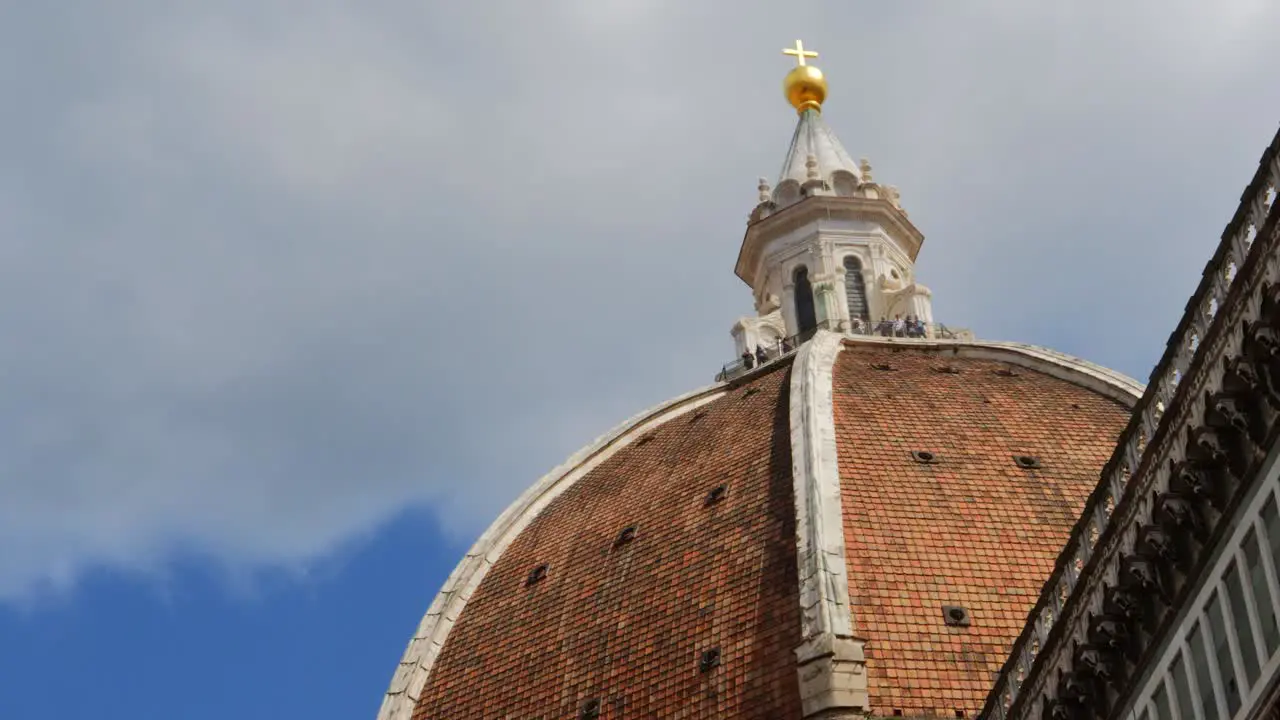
left=790, top=330, right=868, bottom=716
left=792, top=331, right=856, bottom=639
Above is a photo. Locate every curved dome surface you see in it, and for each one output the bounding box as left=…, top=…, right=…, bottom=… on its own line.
left=831, top=344, right=1131, bottom=714
left=412, top=367, right=801, bottom=718
left=379, top=334, right=1140, bottom=719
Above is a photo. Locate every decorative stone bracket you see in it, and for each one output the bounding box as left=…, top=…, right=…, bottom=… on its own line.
left=796, top=634, right=869, bottom=719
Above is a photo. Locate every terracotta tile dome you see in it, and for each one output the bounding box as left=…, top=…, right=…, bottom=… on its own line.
left=377, top=49, right=1147, bottom=718
left=831, top=345, right=1131, bottom=716
left=381, top=339, right=1136, bottom=719
left=411, top=365, right=803, bottom=719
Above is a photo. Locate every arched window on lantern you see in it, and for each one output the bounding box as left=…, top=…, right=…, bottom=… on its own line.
left=843, top=255, right=870, bottom=323
left=793, top=265, right=817, bottom=334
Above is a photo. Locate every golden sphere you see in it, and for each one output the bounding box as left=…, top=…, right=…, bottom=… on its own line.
left=783, top=65, right=827, bottom=113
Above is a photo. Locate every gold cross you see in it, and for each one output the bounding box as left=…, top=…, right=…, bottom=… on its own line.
left=783, top=39, right=818, bottom=67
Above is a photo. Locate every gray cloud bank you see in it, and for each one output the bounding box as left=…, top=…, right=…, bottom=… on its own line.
left=0, top=0, right=1277, bottom=600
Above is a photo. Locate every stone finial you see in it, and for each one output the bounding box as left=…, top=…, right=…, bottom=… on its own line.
left=885, top=185, right=902, bottom=208
left=758, top=177, right=772, bottom=203
left=806, top=154, right=820, bottom=181
left=858, top=157, right=873, bottom=182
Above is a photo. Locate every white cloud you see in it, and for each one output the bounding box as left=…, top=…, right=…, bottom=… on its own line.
left=0, top=0, right=1277, bottom=601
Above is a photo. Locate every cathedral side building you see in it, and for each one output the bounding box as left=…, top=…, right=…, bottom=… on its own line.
left=981, top=126, right=1280, bottom=720
left=377, top=42, right=1280, bottom=720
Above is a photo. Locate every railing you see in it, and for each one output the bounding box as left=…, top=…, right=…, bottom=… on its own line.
left=820, top=317, right=974, bottom=340
left=980, top=126, right=1280, bottom=720
left=715, top=319, right=974, bottom=382
left=837, top=317, right=925, bottom=337
left=716, top=323, right=826, bottom=382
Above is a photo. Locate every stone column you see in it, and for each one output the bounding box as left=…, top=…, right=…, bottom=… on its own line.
left=812, top=279, right=831, bottom=328
left=782, top=282, right=798, bottom=338
left=832, top=265, right=851, bottom=332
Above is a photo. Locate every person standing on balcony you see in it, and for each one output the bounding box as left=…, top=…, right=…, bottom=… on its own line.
left=742, top=349, right=755, bottom=369
left=755, top=345, right=769, bottom=365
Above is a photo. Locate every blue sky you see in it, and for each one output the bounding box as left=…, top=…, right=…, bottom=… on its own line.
left=2, top=2, right=1279, bottom=719
left=0, top=510, right=454, bottom=719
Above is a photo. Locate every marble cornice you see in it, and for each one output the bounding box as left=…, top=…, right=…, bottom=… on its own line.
left=736, top=196, right=924, bottom=286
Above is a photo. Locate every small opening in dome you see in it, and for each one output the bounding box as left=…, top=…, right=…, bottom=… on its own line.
left=699, top=648, right=721, bottom=673
left=911, top=450, right=939, bottom=464
left=1013, top=455, right=1042, bottom=470
left=689, top=409, right=708, bottom=424
left=526, top=564, right=549, bottom=587
left=742, top=386, right=760, bottom=398
left=933, top=365, right=961, bottom=374
left=704, top=484, right=727, bottom=506
left=943, top=604, right=971, bottom=627
left=893, top=710, right=903, bottom=717
left=580, top=699, right=601, bottom=720
left=871, top=363, right=895, bottom=371
left=614, top=526, right=638, bottom=548
left=956, top=710, right=966, bottom=719
left=994, top=367, right=1020, bottom=378
left=634, top=433, right=655, bottom=447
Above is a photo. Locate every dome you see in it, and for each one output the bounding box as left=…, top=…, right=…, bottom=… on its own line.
left=377, top=41, right=1149, bottom=720
left=378, top=333, right=1140, bottom=719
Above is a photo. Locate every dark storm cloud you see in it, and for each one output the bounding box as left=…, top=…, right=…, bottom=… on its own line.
left=0, top=0, right=1276, bottom=599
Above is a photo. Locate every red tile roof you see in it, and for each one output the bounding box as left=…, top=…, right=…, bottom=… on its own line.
left=412, top=365, right=804, bottom=719
left=405, top=340, right=1134, bottom=718
left=831, top=344, right=1132, bottom=716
